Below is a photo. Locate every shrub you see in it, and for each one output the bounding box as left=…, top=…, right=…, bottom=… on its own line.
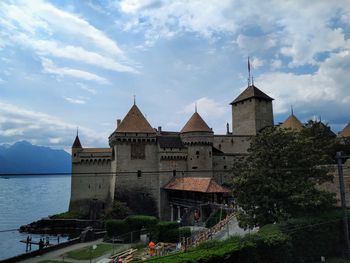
left=279, top=210, right=343, bottom=262
left=106, top=219, right=128, bottom=237
left=103, top=201, right=132, bottom=220
left=178, top=227, right=191, bottom=239
left=125, top=215, right=158, bottom=231
left=50, top=211, right=85, bottom=219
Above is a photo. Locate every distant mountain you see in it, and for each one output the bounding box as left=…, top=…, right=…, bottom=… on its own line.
left=0, top=141, right=71, bottom=174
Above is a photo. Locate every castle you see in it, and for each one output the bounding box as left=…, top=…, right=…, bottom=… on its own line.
left=68, top=84, right=350, bottom=221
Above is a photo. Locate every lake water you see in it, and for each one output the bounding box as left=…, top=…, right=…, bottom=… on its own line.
left=0, top=175, right=71, bottom=260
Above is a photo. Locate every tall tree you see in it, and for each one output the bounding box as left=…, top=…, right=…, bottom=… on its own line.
left=301, top=120, right=337, bottom=163
left=232, top=127, right=336, bottom=229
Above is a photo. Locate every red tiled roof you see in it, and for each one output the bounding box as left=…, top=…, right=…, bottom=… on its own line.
left=164, top=177, right=230, bottom=193
left=181, top=112, right=212, bottom=133
left=115, top=104, right=156, bottom=133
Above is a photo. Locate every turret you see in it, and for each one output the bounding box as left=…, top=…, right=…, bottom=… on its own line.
left=72, top=130, right=82, bottom=163
left=339, top=123, right=350, bottom=138
left=280, top=109, right=303, bottom=131
left=180, top=110, right=213, bottom=176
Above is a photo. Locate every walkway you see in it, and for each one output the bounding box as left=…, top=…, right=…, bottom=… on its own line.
left=212, top=217, right=255, bottom=240
left=17, top=239, right=130, bottom=263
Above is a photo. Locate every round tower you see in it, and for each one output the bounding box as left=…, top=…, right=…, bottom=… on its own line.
left=180, top=110, right=214, bottom=177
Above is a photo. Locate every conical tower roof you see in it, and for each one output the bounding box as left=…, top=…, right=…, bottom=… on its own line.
left=181, top=112, right=212, bottom=133
left=230, top=85, right=273, bottom=105
left=115, top=104, right=155, bottom=133
left=340, top=123, right=350, bottom=137
left=72, top=135, right=82, bottom=148
left=280, top=114, right=304, bottom=131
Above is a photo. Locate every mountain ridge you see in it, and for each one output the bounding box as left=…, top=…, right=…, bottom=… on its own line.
left=0, top=140, right=71, bottom=174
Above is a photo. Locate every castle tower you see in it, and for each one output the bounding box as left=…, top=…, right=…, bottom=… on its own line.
left=230, top=85, right=274, bottom=135
left=280, top=111, right=304, bottom=131
left=108, top=104, right=159, bottom=216
left=180, top=111, right=214, bottom=177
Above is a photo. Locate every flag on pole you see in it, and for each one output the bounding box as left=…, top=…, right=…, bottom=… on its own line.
left=248, top=56, right=251, bottom=86
left=248, top=56, right=250, bottom=73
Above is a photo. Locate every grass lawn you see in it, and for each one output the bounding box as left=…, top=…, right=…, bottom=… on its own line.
left=39, top=261, right=73, bottom=263
left=66, top=243, right=113, bottom=260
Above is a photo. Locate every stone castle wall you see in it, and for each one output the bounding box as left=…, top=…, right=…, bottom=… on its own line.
left=69, top=150, right=114, bottom=216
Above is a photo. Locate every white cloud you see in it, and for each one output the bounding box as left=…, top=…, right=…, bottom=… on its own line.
left=257, top=50, right=350, bottom=118
left=183, top=97, right=226, bottom=118
left=117, top=0, right=350, bottom=67
left=41, top=58, right=109, bottom=84
left=0, top=0, right=123, bottom=57
left=0, top=101, right=106, bottom=148
left=11, top=34, right=137, bottom=73
left=270, top=59, right=282, bottom=70
left=49, top=137, right=61, bottom=144
left=0, top=0, right=137, bottom=82
left=64, top=97, right=86, bottom=104
left=235, top=34, right=276, bottom=53
left=76, top=83, right=97, bottom=95
left=250, top=57, right=264, bottom=68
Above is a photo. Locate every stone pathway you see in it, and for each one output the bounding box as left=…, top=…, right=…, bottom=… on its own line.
left=17, top=239, right=130, bottom=263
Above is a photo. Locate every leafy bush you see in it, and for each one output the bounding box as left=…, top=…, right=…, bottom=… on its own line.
left=50, top=211, right=85, bottom=219
left=178, top=227, right=191, bottom=239
left=103, top=201, right=132, bottom=220
left=125, top=215, right=158, bottom=231
left=106, top=219, right=128, bottom=237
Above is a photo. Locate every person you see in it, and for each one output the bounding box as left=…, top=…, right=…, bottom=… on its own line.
left=29, top=237, right=32, bottom=251
left=45, top=236, right=50, bottom=247
left=39, top=239, right=44, bottom=251
left=57, top=235, right=60, bottom=244
left=148, top=241, right=155, bottom=257
left=26, top=236, right=29, bottom=252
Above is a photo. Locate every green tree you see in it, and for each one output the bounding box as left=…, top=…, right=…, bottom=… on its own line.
left=301, top=120, right=337, bottom=163
left=232, top=127, right=336, bottom=229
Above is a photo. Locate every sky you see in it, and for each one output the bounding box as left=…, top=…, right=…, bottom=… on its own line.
left=0, top=0, right=350, bottom=150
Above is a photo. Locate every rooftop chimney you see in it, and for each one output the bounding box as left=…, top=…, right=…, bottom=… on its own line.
left=117, top=119, right=121, bottom=127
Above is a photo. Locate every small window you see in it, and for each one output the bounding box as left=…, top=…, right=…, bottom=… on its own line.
left=137, top=170, right=142, bottom=178
left=192, top=166, right=198, bottom=170
left=219, top=144, right=222, bottom=150
left=224, top=165, right=227, bottom=170
left=74, top=153, right=76, bottom=157
left=88, top=184, right=90, bottom=189
left=209, top=151, right=212, bottom=157
left=196, top=151, right=200, bottom=155
left=99, top=184, right=101, bottom=189
left=173, top=170, right=176, bottom=177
